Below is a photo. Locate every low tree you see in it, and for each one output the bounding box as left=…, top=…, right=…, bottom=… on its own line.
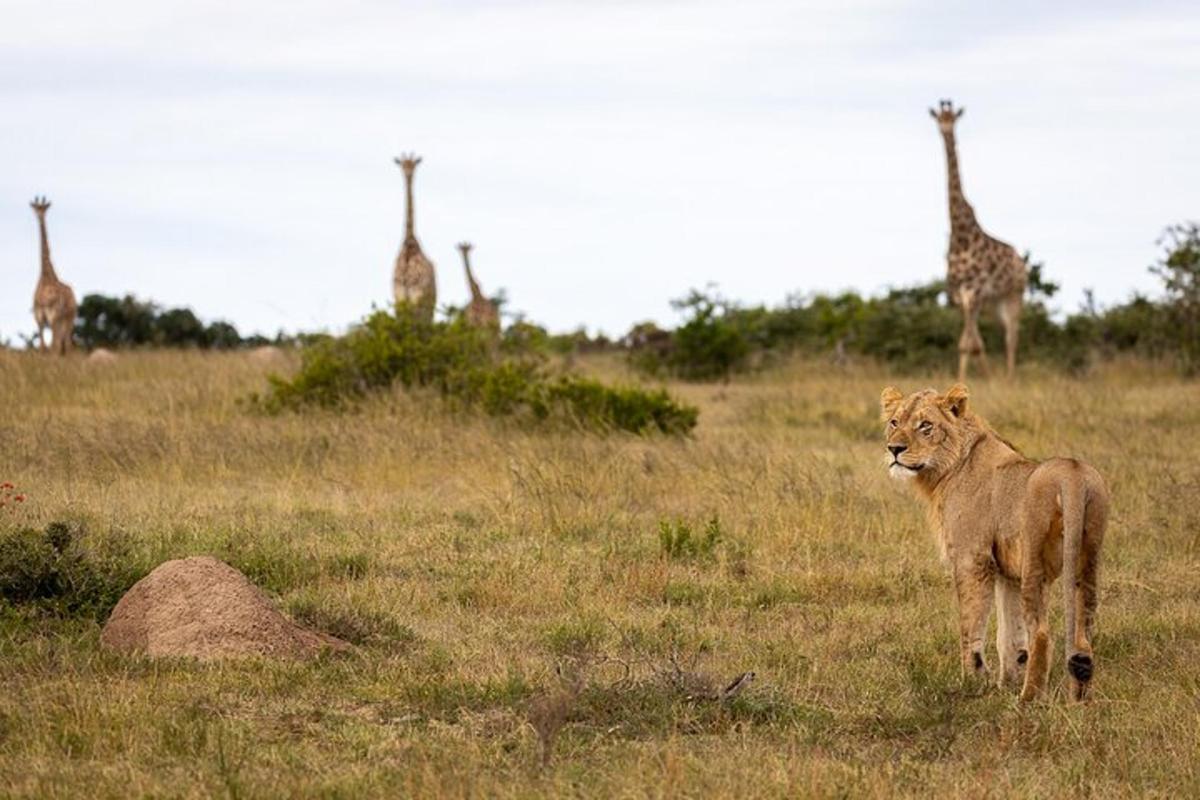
left=1152, top=222, right=1200, bottom=373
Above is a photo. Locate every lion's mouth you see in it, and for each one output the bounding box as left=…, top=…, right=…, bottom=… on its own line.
left=889, top=460, right=924, bottom=474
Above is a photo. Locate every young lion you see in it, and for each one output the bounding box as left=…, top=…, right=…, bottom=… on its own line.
left=880, top=384, right=1109, bottom=702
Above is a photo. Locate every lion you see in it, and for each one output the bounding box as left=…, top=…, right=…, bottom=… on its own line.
left=880, top=383, right=1109, bottom=702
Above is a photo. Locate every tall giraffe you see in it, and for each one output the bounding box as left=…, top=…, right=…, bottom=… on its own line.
left=30, top=197, right=77, bottom=356
left=931, top=100, right=1027, bottom=379
left=392, top=153, right=437, bottom=321
left=457, top=242, right=500, bottom=331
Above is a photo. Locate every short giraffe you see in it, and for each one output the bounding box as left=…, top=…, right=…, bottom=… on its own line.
left=392, top=154, right=437, bottom=321
left=457, top=242, right=500, bottom=331
left=930, top=100, right=1028, bottom=379
left=30, top=197, right=77, bottom=356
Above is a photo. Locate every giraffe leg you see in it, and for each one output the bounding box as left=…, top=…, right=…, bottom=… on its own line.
left=999, top=295, right=1022, bottom=378
left=60, top=317, right=75, bottom=355
left=958, top=299, right=987, bottom=380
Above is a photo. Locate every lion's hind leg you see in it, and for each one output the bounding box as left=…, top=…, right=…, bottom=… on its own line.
left=1019, top=545, right=1051, bottom=702
left=995, top=576, right=1027, bottom=688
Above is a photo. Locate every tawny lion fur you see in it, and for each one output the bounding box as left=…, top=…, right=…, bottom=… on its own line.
left=881, top=383, right=1109, bottom=702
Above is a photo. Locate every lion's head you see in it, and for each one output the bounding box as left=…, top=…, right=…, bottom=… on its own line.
left=879, top=384, right=972, bottom=484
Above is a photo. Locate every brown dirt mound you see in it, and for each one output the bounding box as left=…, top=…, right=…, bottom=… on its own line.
left=100, top=556, right=350, bottom=660
left=86, top=347, right=118, bottom=365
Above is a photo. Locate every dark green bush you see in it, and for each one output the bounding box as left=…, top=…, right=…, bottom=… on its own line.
left=627, top=290, right=751, bottom=381
left=1152, top=222, right=1200, bottom=374
left=669, top=290, right=751, bottom=380
left=631, top=237, right=1200, bottom=378
left=75, top=293, right=271, bottom=350
left=0, top=521, right=143, bottom=619
left=256, top=306, right=697, bottom=435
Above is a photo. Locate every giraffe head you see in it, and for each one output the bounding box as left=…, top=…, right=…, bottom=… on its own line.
left=394, top=153, right=423, bottom=178
left=30, top=196, right=51, bottom=216
left=928, top=99, right=964, bottom=135
left=457, top=242, right=473, bottom=257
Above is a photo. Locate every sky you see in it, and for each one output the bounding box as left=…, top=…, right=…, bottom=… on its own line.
left=2, top=0, right=1198, bottom=341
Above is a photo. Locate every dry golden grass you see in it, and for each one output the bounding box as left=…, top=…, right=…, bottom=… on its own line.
left=1, top=349, right=1198, bottom=798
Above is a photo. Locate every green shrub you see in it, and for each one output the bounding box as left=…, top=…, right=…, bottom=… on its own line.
left=75, top=293, right=263, bottom=350
left=633, top=241, right=1200, bottom=376
left=1152, top=222, right=1200, bottom=374
left=667, top=290, right=751, bottom=380
left=255, top=306, right=697, bottom=435
left=0, top=521, right=143, bottom=619
left=625, top=291, right=754, bottom=382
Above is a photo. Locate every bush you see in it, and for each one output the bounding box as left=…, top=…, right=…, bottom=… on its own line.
left=627, top=290, right=751, bottom=381
left=256, top=306, right=697, bottom=435
left=1152, top=222, right=1200, bottom=374
left=0, top=521, right=143, bottom=619
left=630, top=240, right=1200, bottom=377
left=75, top=293, right=267, bottom=350
left=669, top=290, right=751, bottom=380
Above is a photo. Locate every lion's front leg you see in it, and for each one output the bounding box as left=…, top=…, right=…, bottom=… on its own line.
left=995, top=576, right=1028, bottom=688
left=953, top=558, right=995, bottom=681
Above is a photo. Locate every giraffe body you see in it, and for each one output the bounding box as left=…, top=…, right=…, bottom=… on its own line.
left=30, top=197, right=77, bottom=356
left=392, top=154, right=437, bottom=321
left=932, top=100, right=1027, bottom=379
left=457, top=242, right=500, bottom=331
left=394, top=241, right=436, bottom=318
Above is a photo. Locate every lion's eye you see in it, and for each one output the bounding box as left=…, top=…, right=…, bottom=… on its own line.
left=888, top=419, right=898, bottom=429
left=918, top=421, right=933, bottom=435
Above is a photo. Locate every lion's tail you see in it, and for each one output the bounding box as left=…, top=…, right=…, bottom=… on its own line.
left=1060, top=474, right=1091, bottom=685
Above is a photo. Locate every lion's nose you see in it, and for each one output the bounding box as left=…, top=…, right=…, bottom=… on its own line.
left=888, top=444, right=907, bottom=457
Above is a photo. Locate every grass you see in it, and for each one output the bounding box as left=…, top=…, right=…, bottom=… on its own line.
left=1, top=348, right=1198, bottom=797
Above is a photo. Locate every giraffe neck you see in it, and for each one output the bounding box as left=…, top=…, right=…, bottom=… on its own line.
left=940, top=129, right=977, bottom=235
left=461, top=251, right=483, bottom=301
left=404, top=171, right=417, bottom=243
left=36, top=214, right=57, bottom=281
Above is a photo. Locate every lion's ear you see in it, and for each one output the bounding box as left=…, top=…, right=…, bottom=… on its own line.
left=941, top=384, right=969, bottom=418
left=880, top=387, right=903, bottom=421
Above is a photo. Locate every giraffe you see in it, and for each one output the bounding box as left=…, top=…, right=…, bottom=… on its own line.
left=392, top=153, right=437, bottom=322
left=930, top=99, right=1027, bottom=379
left=30, top=197, right=78, bottom=356
left=456, top=242, right=500, bottom=331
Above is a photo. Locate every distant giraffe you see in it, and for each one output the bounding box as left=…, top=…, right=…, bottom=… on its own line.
left=931, top=100, right=1027, bottom=379
left=392, top=153, right=437, bottom=321
left=457, top=242, right=500, bottom=331
left=30, top=197, right=77, bottom=356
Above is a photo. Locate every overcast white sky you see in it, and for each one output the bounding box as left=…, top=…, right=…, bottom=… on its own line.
left=2, top=0, right=1198, bottom=340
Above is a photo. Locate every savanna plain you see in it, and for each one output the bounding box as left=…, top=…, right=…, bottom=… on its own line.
left=1, top=350, right=1198, bottom=798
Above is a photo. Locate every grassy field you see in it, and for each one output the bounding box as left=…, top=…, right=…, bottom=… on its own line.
left=1, top=350, right=1198, bottom=798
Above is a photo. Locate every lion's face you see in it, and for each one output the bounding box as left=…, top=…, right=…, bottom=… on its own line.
left=879, top=384, right=970, bottom=483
